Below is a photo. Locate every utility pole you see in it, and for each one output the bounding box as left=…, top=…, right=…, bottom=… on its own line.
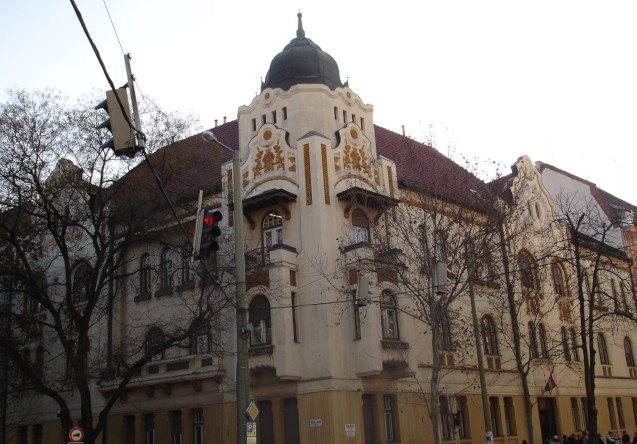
left=201, top=132, right=248, bottom=444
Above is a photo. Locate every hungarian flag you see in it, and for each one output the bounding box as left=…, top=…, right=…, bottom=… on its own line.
left=544, top=372, right=557, bottom=393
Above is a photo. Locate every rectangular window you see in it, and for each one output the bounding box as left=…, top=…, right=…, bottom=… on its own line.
left=252, top=118, right=256, bottom=131
left=489, top=397, right=502, bottom=436
left=632, top=398, right=637, bottom=429
left=171, top=410, right=183, bottom=444
left=383, top=395, right=396, bottom=441
left=291, top=292, right=299, bottom=343
left=193, top=408, right=204, bottom=444
left=145, top=413, right=155, bottom=444
left=571, top=398, right=582, bottom=431
left=282, top=107, right=288, bottom=120
left=31, top=425, right=42, bottom=444
left=125, top=415, right=135, bottom=444
left=272, top=111, right=277, bottom=124
left=439, top=396, right=451, bottom=439
left=353, top=291, right=361, bottom=340
left=504, top=397, right=516, bottom=435
left=608, top=397, right=618, bottom=429
left=360, top=117, right=365, bottom=130
left=261, top=115, right=266, bottom=125
left=334, top=107, right=338, bottom=120
left=581, top=397, right=589, bottom=429
left=458, top=396, right=471, bottom=439
left=352, top=113, right=356, bottom=123
left=343, top=110, right=347, bottom=124
left=616, top=398, right=626, bottom=428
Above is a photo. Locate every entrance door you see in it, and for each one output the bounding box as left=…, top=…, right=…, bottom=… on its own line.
left=363, top=395, right=377, bottom=444
left=283, top=398, right=300, bottom=444
left=538, top=397, right=558, bottom=443
left=258, top=400, right=274, bottom=444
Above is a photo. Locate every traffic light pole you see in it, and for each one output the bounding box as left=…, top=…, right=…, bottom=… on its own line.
left=202, top=132, right=248, bottom=444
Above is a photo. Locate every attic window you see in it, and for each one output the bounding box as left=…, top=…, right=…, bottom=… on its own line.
left=261, top=115, right=266, bottom=125
left=283, top=107, right=288, bottom=120
left=360, top=117, right=365, bottom=130
left=352, top=114, right=356, bottom=123
left=252, top=119, right=256, bottom=132
left=272, top=111, right=277, bottom=124
left=334, top=107, right=338, bottom=120
left=343, top=110, right=347, bottom=124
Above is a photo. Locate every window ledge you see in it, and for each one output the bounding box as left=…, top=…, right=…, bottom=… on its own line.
left=343, top=241, right=372, bottom=253
left=176, top=281, right=195, bottom=293
left=474, top=280, right=500, bottom=289
left=155, top=287, right=173, bottom=298
left=249, top=344, right=274, bottom=357
left=135, top=292, right=152, bottom=302
left=381, top=339, right=409, bottom=350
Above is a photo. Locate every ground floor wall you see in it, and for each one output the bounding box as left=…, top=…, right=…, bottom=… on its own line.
left=6, top=392, right=637, bottom=444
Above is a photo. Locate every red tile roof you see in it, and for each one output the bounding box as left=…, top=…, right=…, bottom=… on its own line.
left=111, top=120, right=491, bottom=217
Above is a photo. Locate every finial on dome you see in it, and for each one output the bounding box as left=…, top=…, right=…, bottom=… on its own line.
left=297, top=11, right=305, bottom=38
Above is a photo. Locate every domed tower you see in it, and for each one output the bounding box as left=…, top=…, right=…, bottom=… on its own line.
left=228, top=13, right=398, bottom=381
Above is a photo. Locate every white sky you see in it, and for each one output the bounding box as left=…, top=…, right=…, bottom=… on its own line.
left=1, top=0, right=635, bottom=203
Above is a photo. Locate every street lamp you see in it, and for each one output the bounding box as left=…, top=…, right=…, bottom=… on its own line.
left=202, top=131, right=249, bottom=444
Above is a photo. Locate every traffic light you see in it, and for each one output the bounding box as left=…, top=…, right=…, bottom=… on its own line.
left=95, top=87, right=137, bottom=157
left=452, top=412, right=461, bottom=427
left=199, top=210, right=222, bottom=257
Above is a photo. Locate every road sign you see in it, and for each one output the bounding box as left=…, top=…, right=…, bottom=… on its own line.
left=246, top=401, right=260, bottom=421
left=69, top=427, right=84, bottom=442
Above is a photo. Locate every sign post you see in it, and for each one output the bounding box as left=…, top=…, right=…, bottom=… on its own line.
left=69, top=427, right=84, bottom=443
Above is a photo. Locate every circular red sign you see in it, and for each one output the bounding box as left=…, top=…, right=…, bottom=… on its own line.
left=69, top=427, right=84, bottom=442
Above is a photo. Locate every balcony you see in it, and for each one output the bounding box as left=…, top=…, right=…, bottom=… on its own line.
left=245, top=244, right=298, bottom=269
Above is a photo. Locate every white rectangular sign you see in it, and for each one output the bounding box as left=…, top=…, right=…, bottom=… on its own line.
left=345, top=424, right=355, bottom=437
left=310, top=419, right=323, bottom=427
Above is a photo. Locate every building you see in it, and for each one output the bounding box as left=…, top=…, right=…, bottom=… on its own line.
left=3, top=14, right=637, bottom=444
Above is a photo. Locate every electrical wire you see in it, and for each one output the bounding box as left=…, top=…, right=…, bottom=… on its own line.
left=101, top=0, right=125, bottom=55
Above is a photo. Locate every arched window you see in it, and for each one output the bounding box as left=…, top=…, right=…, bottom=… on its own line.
left=528, top=322, right=538, bottom=359
left=417, top=225, right=428, bottom=266
left=31, top=275, right=46, bottom=314
left=72, top=262, right=89, bottom=303
left=161, top=248, right=173, bottom=289
left=146, top=327, right=164, bottom=361
left=561, top=327, right=571, bottom=362
left=481, top=315, right=499, bottom=356
left=624, top=337, right=636, bottom=368
left=538, top=323, right=549, bottom=358
left=570, top=328, right=580, bottom=362
left=597, top=333, right=610, bottom=365
left=380, top=291, right=399, bottom=340
left=440, top=314, right=453, bottom=351
left=140, top=253, right=152, bottom=295
left=249, top=295, right=271, bottom=346
left=434, top=231, right=446, bottom=262
left=518, top=252, right=536, bottom=291
left=351, top=209, right=369, bottom=244
left=551, top=263, right=567, bottom=296
left=182, top=246, right=194, bottom=284
left=262, top=211, right=283, bottom=248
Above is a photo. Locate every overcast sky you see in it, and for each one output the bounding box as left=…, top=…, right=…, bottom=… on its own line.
left=1, top=0, right=635, bottom=203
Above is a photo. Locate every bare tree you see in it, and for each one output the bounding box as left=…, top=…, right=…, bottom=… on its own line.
left=0, top=89, right=229, bottom=444
left=552, top=193, right=635, bottom=444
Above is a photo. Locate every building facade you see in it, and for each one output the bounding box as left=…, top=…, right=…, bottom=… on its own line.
left=4, top=14, right=637, bottom=444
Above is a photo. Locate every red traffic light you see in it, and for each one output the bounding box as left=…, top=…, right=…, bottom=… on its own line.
left=204, top=210, right=222, bottom=226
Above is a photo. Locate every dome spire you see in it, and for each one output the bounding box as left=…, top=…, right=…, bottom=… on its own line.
left=297, top=11, right=305, bottom=38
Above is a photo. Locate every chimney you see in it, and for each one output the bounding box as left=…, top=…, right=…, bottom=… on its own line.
left=402, top=125, right=405, bottom=136
left=215, top=119, right=218, bottom=127
left=224, top=116, right=227, bottom=124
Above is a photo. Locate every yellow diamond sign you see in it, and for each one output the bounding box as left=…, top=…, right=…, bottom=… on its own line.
left=247, top=401, right=260, bottom=421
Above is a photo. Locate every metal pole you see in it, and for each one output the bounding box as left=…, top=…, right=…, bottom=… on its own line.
left=232, top=148, right=248, bottom=444
left=201, top=132, right=248, bottom=444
